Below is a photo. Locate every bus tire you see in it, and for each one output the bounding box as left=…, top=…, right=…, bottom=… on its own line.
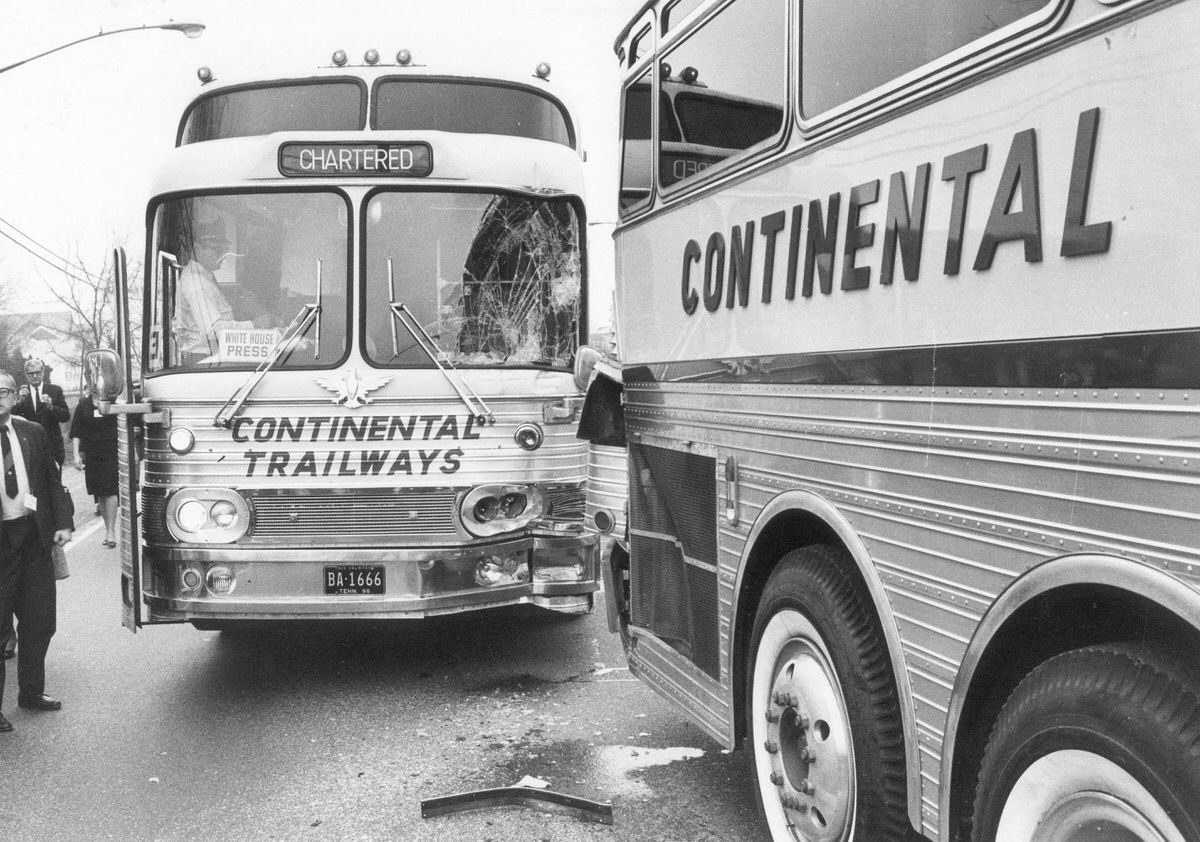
left=970, top=644, right=1200, bottom=841
left=747, top=544, right=908, bottom=841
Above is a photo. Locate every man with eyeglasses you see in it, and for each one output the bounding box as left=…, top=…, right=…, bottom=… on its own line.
left=13, top=358, right=69, bottom=468
left=0, top=370, right=75, bottom=733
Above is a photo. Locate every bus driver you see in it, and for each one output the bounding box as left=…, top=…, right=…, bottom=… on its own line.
left=174, top=220, right=273, bottom=365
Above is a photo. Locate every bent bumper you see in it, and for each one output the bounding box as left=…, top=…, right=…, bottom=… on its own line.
left=140, top=532, right=599, bottom=620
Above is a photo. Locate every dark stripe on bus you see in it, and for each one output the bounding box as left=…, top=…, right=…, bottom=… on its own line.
left=623, top=329, right=1200, bottom=390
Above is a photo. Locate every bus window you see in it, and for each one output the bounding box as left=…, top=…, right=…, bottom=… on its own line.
left=658, top=0, right=786, bottom=189
left=179, top=81, right=365, bottom=144
left=802, top=0, right=1052, bottom=116
left=150, top=192, right=350, bottom=371
left=619, top=69, right=655, bottom=213
left=662, top=0, right=705, bottom=32
left=373, top=79, right=574, bottom=147
left=363, top=191, right=582, bottom=369
left=629, top=24, right=652, bottom=66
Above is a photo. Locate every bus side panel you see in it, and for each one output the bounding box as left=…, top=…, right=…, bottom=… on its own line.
left=614, top=4, right=1200, bottom=836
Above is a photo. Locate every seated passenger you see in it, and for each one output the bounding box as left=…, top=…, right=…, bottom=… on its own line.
left=174, top=221, right=271, bottom=365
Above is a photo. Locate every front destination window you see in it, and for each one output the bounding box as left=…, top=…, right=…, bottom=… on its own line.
left=148, top=192, right=351, bottom=371
left=364, top=191, right=582, bottom=368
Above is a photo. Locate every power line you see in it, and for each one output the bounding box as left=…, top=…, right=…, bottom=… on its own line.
left=0, top=214, right=104, bottom=285
left=0, top=226, right=97, bottom=287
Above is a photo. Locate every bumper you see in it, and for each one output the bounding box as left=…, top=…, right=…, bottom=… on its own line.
left=141, top=531, right=599, bottom=620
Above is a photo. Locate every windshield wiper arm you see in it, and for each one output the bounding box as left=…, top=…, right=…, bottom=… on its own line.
left=386, top=257, right=494, bottom=425
left=213, top=260, right=325, bottom=428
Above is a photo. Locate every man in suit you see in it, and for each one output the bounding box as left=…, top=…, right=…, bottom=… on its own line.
left=13, top=358, right=70, bottom=467
left=0, top=370, right=74, bottom=733
left=6, top=358, right=70, bottom=663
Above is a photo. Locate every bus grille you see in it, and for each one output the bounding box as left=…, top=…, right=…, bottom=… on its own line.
left=250, top=489, right=460, bottom=538
left=545, top=485, right=586, bottom=520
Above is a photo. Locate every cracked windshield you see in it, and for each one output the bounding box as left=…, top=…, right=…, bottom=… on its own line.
left=364, top=192, right=582, bottom=368
left=149, top=192, right=350, bottom=371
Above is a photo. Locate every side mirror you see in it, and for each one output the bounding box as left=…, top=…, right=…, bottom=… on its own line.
left=573, top=345, right=604, bottom=391
left=85, top=349, right=125, bottom=402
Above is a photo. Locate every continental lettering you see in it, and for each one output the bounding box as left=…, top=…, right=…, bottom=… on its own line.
left=231, top=414, right=482, bottom=444
left=680, top=108, right=1112, bottom=315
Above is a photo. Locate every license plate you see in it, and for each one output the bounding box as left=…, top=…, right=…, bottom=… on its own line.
left=324, top=565, right=385, bottom=595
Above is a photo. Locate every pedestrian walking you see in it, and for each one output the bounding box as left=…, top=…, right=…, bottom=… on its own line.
left=70, top=393, right=119, bottom=547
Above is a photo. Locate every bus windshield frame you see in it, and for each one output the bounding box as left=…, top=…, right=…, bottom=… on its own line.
left=361, top=188, right=585, bottom=371
left=146, top=189, right=353, bottom=374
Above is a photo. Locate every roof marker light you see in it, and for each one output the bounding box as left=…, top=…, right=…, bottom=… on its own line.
left=196, top=66, right=214, bottom=85
left=535, top=62, right=551, bottom=80
left=332, top=49, right=347, bottom=67
left=364, top=48, right=379, bottom=65
left=660, top=62, right=672, bottom=80
left=681, top=65, right=699, bottom=84
left=396, top=49, right=413, bottom=66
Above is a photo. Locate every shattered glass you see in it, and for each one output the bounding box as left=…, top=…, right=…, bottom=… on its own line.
left=366, top=192, right=582, bottom=368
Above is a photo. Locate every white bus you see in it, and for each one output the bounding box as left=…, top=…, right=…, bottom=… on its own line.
left=580, top=0, right=1200, bottom=839
left=92, top=49, right=601, bottom=632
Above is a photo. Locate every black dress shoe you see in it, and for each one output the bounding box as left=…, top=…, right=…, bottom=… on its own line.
left=0, top=712, right=12, bottom=732
left=17, top=694, right=62, bottom=711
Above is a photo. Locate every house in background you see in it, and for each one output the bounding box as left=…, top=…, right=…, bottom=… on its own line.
left=0, top=309, right=84, bottom=395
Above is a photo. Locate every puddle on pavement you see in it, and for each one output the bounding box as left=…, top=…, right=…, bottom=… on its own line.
left=492, top=738, right=706, bottom=800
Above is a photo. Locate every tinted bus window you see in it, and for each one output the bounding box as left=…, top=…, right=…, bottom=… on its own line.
left=373, top=80, right=573, bottom=147
left=620, top=70, right=655, bottom=213
left=802, top=0, right=1052, bottom=115
left=673, top=89, right=782, bottom=148
left=180, top=81, right=365, bottom=144
left=658, top=0, right=786, bottom=188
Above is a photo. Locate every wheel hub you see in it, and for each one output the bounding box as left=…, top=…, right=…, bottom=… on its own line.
left=763, top=641, right=855, bottom=841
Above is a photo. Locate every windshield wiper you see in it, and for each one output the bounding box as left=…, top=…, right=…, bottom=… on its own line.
left=213, top=259, right=325, bottom=428
left=386, top=257, right=494, bottom=425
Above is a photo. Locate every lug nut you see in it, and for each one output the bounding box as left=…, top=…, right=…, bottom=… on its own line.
left=770, top=771, right=784, bottom=786
left=798, top=778, right=815, bottom=795
left=764, top=740, right=779, bottom=754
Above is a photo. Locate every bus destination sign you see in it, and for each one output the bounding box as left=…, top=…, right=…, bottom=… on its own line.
left=279, top=142, right=433, bottom=178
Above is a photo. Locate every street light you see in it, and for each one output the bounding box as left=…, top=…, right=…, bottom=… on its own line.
left=0, top=21, right=205, bottom=75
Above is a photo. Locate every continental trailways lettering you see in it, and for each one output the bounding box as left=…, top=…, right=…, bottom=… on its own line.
left=234, top=413, right=481, bottom=478
left=680, top=108, right=1112, bottom=314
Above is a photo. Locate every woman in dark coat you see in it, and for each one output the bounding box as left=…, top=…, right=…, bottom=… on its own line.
left=70, top=394, right=118, bottom=547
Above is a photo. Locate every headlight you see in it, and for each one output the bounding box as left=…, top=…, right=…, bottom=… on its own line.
left=168, top=426, right=196, bottom=455
left=460, top=485, right=544, bottom=537
left=176, top=500, right=209, bottom=532
left=166, top=488, right=250, bottom=543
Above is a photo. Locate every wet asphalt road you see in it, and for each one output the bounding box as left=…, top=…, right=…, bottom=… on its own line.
left=0, top=480, right=766, bottom=841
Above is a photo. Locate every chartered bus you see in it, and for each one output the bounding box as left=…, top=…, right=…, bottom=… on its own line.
left=92, top=48, right=601, bottom=633
left=580, top=0, right=1200, bottom=839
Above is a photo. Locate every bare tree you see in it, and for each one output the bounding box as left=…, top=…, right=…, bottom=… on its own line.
left=42, top=233, right=144, bottom=390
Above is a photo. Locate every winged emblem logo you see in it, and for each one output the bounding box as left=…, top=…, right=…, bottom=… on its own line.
left=314, top=368, right=391, bottom=409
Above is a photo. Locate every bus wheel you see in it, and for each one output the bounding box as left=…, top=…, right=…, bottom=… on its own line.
left=971, top=644, right=1200, bottom=841
left=748, top=545, right=908, bottom=841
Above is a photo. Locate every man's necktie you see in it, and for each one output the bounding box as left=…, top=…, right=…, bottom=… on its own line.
left=1, top=425, right=16, bottom=498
